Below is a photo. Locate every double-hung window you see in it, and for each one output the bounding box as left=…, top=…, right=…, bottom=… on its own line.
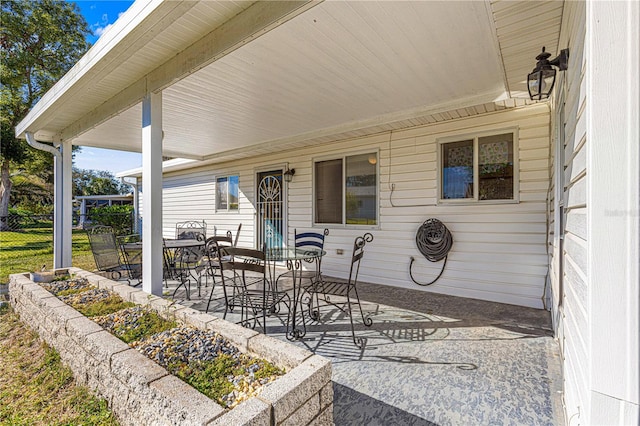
left=216, top=175, right=239, bottom=211
left=314, top=152, right=378, bottom=225
left=439, top=131, right=517, bottom=202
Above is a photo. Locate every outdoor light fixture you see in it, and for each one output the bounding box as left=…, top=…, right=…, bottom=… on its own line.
left=283, top=168, right=295, bottom=183
left=527, top=46, right=569, bottom=100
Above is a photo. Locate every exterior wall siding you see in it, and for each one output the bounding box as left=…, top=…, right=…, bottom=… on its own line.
left=151, top=104, right=551, bottom=309
left=550, top=1, right=588, bottom=423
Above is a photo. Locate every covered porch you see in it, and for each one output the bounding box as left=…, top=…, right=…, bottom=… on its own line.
left=14, top=0, right=563, bottom=304
left=19, top=1, right=640, bottom=424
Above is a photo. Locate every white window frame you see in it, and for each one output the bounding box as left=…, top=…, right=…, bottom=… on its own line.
left=437, top=127, right=519, bottom=204
left=215, top=174, right=239, bottom=212
left=312, top=150, right=379, bottom=228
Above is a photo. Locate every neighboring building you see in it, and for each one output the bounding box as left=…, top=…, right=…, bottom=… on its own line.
left=15, top=1, right=639, bottom=424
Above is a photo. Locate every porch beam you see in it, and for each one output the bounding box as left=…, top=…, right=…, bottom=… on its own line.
left=141, top=91, right=164, bottom=296
left=59, top=0, right=320, bottom=143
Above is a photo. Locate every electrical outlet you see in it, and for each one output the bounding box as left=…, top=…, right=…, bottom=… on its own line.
left=336, top=249, right=344, bottom=255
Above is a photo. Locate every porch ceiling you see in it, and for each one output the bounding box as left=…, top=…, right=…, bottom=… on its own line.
left=16, top=1, right=563, bottom=162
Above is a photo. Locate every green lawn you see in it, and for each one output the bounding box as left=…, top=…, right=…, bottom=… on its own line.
left=0, top=228, right=96, bottom=284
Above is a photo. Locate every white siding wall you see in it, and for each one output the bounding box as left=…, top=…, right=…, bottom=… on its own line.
left=551, top=1, right=588, bottom=423
left=552, top=1, right=640, bottom=424
left=150, top=104, right=550, bottom=309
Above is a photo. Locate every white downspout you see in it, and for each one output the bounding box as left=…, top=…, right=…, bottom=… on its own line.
left=25, top=132, right=72, bottom=269
left=121, top=177, right=139, bottom=234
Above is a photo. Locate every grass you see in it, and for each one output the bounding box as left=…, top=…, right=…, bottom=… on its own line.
left=0, top=305, right=118, bottom=425
left=0, top=227, right=96, bottom=284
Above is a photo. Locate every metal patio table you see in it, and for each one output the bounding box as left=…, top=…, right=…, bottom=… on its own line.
left=266, top=247, right=325, bottom=341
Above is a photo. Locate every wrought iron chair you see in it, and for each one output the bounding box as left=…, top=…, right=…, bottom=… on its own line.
left=86, top=225, right=136, bottom=285
left=175, top=220, right=207, bottom=240
left=117, top=233, right=142, bottom=286
left=170, top=240, right=206, bottom=301
left=218, top=245, right=286, bottom=332
left=309, top=232, right=374, bottom=349
left=202, top=235, right=234, bottom=312
left=224, top=223, right=242, bottom=247
left=276, top=228, right=329, bottom=294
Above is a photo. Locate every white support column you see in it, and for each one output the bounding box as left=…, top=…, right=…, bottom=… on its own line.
left=53, top=149, right=64, bottom=268
left=588, top=1, right=639, bottom=424
left=141, top=91, right=164, bottom=296
left=60, top=140, right=73, bottom=267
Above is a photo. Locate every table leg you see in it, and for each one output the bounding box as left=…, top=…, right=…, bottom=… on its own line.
left=286, top=258, right=307, bottom=341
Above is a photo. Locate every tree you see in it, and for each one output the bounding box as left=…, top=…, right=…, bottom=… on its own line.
left=73, top=168, right=128, bottom=196
left=0, top=0, right=90, bottom=227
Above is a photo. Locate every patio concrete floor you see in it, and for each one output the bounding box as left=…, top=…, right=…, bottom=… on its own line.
left=163, top=274, right=564, bottom=426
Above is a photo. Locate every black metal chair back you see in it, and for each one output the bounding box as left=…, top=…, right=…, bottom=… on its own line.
left=217, top=245, right=270, bottom=330
left=310, top=232, right=374, bottom=349
left=117, top=233, right=142, bottom=285
left=175, top=220, right=206, bottom=240
left=294, top=228, right=329, bottom=251
left=86, top=225, right=129, bottom=283
left=224, top=223, right=242, bottom=247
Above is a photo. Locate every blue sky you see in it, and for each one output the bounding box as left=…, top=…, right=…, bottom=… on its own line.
left=73, top=1, right=140, bottom=175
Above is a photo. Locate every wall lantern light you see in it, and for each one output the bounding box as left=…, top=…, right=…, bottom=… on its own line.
left=283, top=168, right=296, bottom=183
left=527, top=46, right=569, bottom=100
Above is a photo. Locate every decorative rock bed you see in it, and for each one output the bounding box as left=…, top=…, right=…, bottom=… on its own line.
left=9, top=268, right=333, bottom=426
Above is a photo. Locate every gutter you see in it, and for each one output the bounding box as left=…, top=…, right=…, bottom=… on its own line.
left=25, top=132, right=70, bottom=268
left=25, top=132, right=60, bottom=157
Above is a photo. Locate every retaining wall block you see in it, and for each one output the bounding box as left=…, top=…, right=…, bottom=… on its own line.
left=319, top=382, right=334, bottom=411
left=180, top=310, right=219, bottom=330
left=259, top=355, right=332, bottom=423
left=281, top=393, right=321, bottom=426
left=147, top=374, right=225, bottom=425
left=110, top=284, right=141, bottom=303
left=110, top=349, right=168, bottom=389
left=207, top=397, right=272, bottom=426
left=310, top=404, right=334, bottom=426
left=247, top=334, right=312, bottom=371
left=205, top=317, right=259, bottom=353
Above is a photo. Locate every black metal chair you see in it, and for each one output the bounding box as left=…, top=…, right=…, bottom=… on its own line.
left=309, top=232, right=374, bottom=349
left=170, top=240, right=205, bottom=301
left=224, top=223, right=242, bottom=247
left=202, top=235, right=234, bottom=312
left=218, top=245, right=286, bottom=332
left=276, top=228, right=328, bottom=295
left=86, top=225, right=136, bottom=285
left=175, top=220, right=207, bottom=240
left=117, top=233, right=142, bottom=286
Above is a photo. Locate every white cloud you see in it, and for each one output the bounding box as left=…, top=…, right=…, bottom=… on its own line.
left=94, top=23, right=114, bottom=37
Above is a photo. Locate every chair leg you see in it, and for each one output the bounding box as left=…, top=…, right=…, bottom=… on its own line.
left=344, top=286, right=372, bottom=349
left=352, top=285, right=373, bottom=327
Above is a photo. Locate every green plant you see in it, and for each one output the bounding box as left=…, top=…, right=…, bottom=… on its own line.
left=115, top=310, right=177, bottom=344
left=170, top=355, right=237, bottom=404
left=87, top=205, right=133, bottom=236
left=72, top=295, right=135, bottom=318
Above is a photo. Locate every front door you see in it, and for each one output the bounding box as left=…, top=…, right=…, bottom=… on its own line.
left=256, top=170, right=284, bottom=250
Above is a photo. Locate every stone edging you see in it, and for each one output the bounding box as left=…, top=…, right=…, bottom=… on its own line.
left=9, top=268, right=333, bottom=426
